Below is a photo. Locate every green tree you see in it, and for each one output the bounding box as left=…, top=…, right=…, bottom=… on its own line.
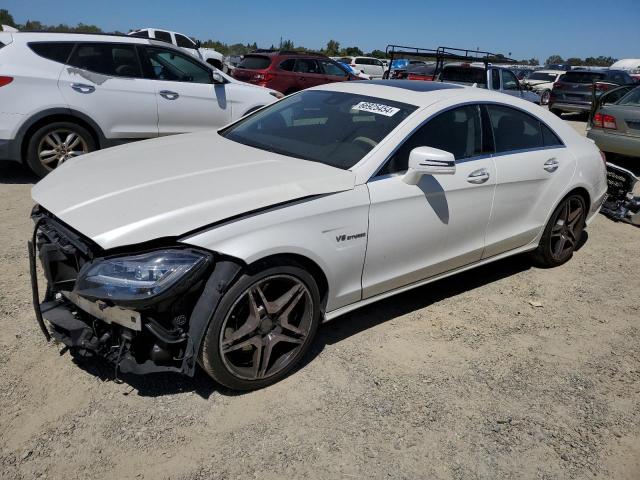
left=0, top=9, right=16, bottom=27
left=325, top=39, right=340, bottom=56
left=526, top=58, right=540, bottom=66
left=341, top=46, right=363, bottom=56
left=566, top=57, right=582, bottom=66
left=281, top=39, right=294, bottom=50
left=368, top=49, right=386, bottom=59
left=545, top=55, right=564, bottom=65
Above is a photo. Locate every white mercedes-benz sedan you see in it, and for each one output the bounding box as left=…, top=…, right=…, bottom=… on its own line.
left=29, top=80, right=607, bottom=390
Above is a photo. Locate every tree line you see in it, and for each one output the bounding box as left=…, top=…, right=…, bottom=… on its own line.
left=0, top=9, right=618, bottom=66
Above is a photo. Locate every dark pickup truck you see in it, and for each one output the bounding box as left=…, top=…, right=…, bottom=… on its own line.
left=549, top=69, right=636, bottom=116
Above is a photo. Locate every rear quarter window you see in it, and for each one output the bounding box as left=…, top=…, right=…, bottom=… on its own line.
left=441, top=67, right=487, bottom=85
left=29, top=42, right=75, bottom=64
left=238, top=55, right=272, bottom=70
left=154, top=30, right=172, bottom=43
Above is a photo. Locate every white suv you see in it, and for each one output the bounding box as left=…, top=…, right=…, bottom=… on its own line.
left=0, top=31, right=281, bottom=176
left=128, top=28, right=224, bottom=71
left=336, top=56, right=385, bottom=79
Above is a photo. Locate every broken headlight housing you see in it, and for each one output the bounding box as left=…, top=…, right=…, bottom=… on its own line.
left=74, top=249, right=210, bottom=303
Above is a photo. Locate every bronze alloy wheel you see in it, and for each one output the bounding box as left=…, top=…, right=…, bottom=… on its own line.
left=532, top=193, right=586, bottom=267
left=218, top=274, right=314, bottom=381
left=549, top=196, right=584, bottom=262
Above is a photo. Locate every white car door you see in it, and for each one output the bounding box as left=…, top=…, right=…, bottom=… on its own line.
left=141, top=45, right=231, bottom=135
left=482, top=104, right=576, bottom=257
left=58, top=42, right=159, bottom=139
left=362, top=105, right=496, bottom=298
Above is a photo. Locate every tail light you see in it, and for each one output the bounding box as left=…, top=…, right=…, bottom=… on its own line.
left=593, top=113, right=603, bottom=128
left=602, top=114, right=617, bottom=129
left=593, top=113, right=617, bottom=129
left=0, top=76, right=13, bottom=87
left=552, top=82, right=563, bottom=90
left=252, top=72, right=275, bottom=84
left=350, top=63, right=356, bottom=67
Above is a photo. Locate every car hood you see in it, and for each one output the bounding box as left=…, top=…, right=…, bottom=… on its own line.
left=527, top=80, right=552, bottom=88
left=32, top=131, right=355, bottom=250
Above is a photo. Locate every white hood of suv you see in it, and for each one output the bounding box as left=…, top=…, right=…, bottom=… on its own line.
left=32, top=131, right=355, bottom=249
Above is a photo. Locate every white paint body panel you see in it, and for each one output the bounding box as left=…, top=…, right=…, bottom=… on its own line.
left=32, top=81, right=607, bottom=319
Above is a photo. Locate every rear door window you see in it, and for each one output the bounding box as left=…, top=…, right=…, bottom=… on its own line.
left=29, top=42, right=74, bottom=64
left=294, top=59, right=321, bottom=74
left=541, top=124, right=563, bottom=147
left=154, top=30, right=172, bottom=43
left=68, top=43, right=142, bottom=78
left=486, top=104, right=544, bottom=152
left=279, top=59, right=296, bottom=71
left=237, top=55, right=271, bottom=70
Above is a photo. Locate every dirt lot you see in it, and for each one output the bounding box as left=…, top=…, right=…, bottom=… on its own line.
left=1, top=117, right=639, bottom=480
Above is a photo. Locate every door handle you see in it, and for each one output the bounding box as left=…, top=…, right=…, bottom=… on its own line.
left=467, top=168, right=490, bottom=184
left=71, top=83, right=95, bottom=94
left=159, top=90, right=179, bottom=100
left=544, top=157, right=559, bottom=173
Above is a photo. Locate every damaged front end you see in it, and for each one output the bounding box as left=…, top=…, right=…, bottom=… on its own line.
left=28, top=207, right=241, bottom=377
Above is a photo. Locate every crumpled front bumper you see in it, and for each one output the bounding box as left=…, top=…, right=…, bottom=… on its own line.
left=28, top=210, right=243, bottom=377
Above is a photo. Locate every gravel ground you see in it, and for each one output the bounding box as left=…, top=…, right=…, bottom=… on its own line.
left=0, top=117, right=638, bottom=480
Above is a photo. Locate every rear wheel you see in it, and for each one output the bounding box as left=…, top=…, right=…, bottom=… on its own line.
left=540, top=90, right=551, bottom=105
left=550, top=108, right=562, bottom=117
left=531, top=194, right=586, bottom=267
left=200, top=261, right=321, bottom=390
left=26, top=121, right=96, bottom=177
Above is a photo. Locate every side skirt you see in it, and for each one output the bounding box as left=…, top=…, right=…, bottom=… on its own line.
left=323, top=243, right=538, bottom=322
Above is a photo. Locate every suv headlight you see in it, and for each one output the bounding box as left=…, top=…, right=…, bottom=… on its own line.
left=74, top=249, right=211, bottom=303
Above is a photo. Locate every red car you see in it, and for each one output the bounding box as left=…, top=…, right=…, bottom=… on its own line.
left=232, top=50, right=360, bottom=94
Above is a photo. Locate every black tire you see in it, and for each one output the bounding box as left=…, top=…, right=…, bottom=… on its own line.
left=549, top=108, right=562, bottom=117
left=540, top=90, right=551, bottom=105
left=199, top=260, right=321, bottom=390
left=26, top=121, right=96, bottom=177
left=531, top=194, right=586, bottom=267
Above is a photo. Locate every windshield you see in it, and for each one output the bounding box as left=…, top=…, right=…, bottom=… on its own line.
left=528, top=72, right=557, bottom=82
left=220, top=90, right=417, bottom=170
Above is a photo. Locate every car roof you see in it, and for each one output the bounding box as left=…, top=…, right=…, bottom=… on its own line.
left=10, top=31, right=152, bottom=45
left=309, top=80, right=521, bottom=107
left=532, top=70, right=565, bottom=74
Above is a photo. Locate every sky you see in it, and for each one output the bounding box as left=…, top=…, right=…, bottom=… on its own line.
left=3, top=0, right=640, bottom=62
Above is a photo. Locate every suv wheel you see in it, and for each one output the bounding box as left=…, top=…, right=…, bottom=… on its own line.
left=531, top=194, right=586, bottom=267
left=200, top=261, right=321, bottom=390
left=26, top=122, right=96, bottom=177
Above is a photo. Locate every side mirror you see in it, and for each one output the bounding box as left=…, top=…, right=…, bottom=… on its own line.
left=211, top=71, right=226, bottom=84
left=402, top=147, right=456, bottom=185
left=195, top=40, right=202, bottom=49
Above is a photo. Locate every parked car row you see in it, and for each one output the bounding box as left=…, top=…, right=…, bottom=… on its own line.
left=0, top=31, right=281, bottom=176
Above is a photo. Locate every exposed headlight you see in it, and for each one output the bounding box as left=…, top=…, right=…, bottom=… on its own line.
left=74, top=249, right=210, bottom=303
left=269, top=91, right=284, bottom=99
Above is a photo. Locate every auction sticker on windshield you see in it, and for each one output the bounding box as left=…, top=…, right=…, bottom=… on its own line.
left=352, top=101, right=400, bottom=117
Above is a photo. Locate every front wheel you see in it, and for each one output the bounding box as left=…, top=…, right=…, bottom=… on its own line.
left=199, top=261, right=321, bottom=390
left=531, top=194, right=586, bottom=267
left=26, top=121, right=96, bottom=177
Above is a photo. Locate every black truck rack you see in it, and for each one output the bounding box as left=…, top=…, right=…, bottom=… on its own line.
left=384, top=44, right=517, bottom=79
